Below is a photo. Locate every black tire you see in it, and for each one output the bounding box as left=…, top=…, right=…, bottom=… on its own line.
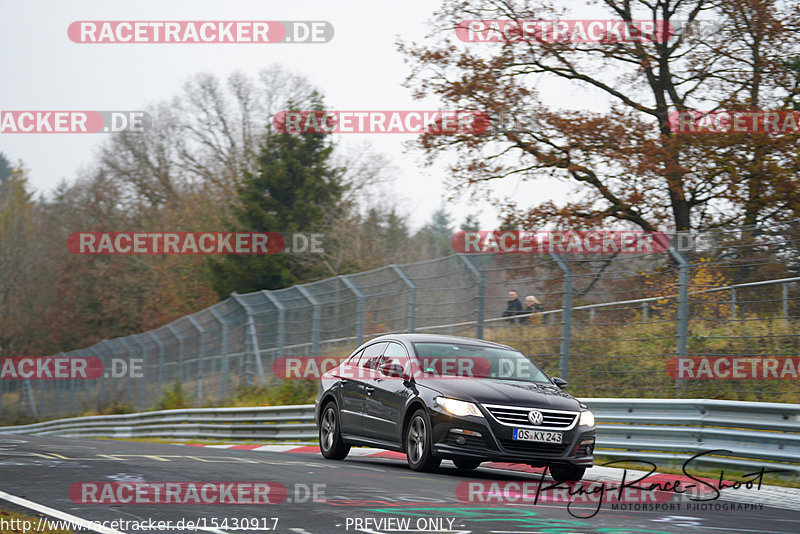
left=452, top=457, right=481, bottom=470
left=319, top=403, right=350, bottom=460
left=549, top=463, right=585, bottom=482
left=405, top=409, right=441, bottom=472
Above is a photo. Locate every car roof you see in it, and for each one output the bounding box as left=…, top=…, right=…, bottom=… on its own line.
left=363, top=333, right=515, bottom=351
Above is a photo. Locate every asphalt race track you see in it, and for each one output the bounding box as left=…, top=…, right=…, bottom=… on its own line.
left=0, top=435, right=798, bottom=534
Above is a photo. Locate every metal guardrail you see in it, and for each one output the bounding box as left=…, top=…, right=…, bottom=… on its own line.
left=2, top=399, right=798, bottom=474
left=0, top=405, right=317, bottom=441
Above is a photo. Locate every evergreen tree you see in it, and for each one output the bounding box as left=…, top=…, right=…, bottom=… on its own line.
left=415, top=207, right=455, bottom=258
left=0, top=152, right=12, bottom=189
left=207, top=98, right=344, bottom=298
left=460, top=214, right=480, bottom=232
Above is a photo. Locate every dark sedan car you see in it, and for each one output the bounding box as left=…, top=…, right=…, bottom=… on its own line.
left=314, top=333, right=596, bottom=481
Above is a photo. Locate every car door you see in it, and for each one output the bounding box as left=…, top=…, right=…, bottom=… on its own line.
left=338, top=342, right=387, bottom=437
left=362, top=341, right=413, bottom=442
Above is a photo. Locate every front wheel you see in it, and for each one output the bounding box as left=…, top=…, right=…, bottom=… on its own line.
left=319, top=403, right=350, bottom=460
left=549, top=463, right=585, bottom=482
left=405, top=409, right=441, bottom=472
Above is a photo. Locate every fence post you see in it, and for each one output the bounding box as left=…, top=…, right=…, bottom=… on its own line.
left=23, top=379, right=37, bottom=420
left=551, top=253, right=573, bottom=382
left=130, top=335, right=148, bottom=411
left=262, top=291, right=286, bottom=361
left=390, top=265, right=417, bottom=333
left=209, top=308, right=229, bottom=403
left=669, top=246, right=690, bottom=397
left=147, top=332, right=165, bottom=398
left=231, top=294, right=265, bottom=385
left=55, top=352, right=65, bottom=417
left=188, top=316, right=206, bottom=406
left=87, top=345, right=104, bottom=410
left=731, top=287, right=737, bottom=320
left=338, top=276, right=364, bottom=345
left=167, top=324, right=185, bottom=384
left=642, top=301, right=649, bottom=323
left=458, top=254, right=486, bottom=339
left=119, top=338, right=137, bottom=407
left=783, top=282, right=790, bottom=318
left=296, top=285, right=321, bottom=357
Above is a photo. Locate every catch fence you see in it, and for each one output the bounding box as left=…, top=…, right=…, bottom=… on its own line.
left=1, top=221, right=799, bottom=422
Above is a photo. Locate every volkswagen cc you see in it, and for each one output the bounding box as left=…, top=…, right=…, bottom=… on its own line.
left=314, top=334, right=596, bottom=481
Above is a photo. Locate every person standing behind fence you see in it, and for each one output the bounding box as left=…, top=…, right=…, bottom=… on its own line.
left=502, top=290, right=524, bottom=324
left=525, top=295, right=545, bottom=324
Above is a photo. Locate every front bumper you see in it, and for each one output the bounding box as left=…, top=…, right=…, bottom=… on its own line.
left=428, top=404, right=595, bottom=467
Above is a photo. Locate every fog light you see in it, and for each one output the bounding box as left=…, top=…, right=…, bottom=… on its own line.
left=455, top=436, right=467, bottom=445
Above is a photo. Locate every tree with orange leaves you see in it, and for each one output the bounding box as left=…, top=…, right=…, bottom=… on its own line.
left=399, top=0, right=800, bottom=231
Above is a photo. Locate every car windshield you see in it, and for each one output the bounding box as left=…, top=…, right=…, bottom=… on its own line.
left=411, top=342, right=550, bottom=382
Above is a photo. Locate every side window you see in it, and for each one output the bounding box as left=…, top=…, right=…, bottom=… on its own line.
left=361, top=342, right=388, bottom=369
left=379, top=342, right=411, bottom=375
left=346, top=348, right=364, bottom=366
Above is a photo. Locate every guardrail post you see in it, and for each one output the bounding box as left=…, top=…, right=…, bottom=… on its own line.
left=390, top=265, right=417, bottom=333
left=731, top=287, right=737, bottom=320
left=262, top=291, right=286, bottom=361
left=551, top=253, right=573, bottom=382
left=296, top=285, right=321, bottom=357
left=209, top=308, right=229, bottom=403
left=338, top=276, right=364, bottom=345
left=669, top=246, right=690, bottom=397
left=147, top=332, right=165, bottom=399
left=130, top=335, right=148, bottom=411
left=188, top=316, right=206, bottom=406
left=167, top=324, right=184, bottom=384
left=231, top=294, right=266, bottom=385
left=458, top=254, right=486, bottom=339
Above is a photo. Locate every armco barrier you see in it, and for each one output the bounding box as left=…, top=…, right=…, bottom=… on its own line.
left=1, top=399, right=798, bottom=474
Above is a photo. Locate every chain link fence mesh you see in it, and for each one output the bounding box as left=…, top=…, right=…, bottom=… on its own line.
left=2, top=221, right=798, bottom=423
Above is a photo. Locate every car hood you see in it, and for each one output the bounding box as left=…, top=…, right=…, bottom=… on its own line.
left=420, top=378, right=582, bottom=411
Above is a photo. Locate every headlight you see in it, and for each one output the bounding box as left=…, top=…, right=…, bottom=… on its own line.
left=434, top=397, right=483, bottom=417
left=579, top=410, right=595, bottom=427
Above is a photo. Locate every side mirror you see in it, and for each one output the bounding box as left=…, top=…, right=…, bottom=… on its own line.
left=380, top=362, right=407, bottom=379
left=551, top=376, right=568, bottom=389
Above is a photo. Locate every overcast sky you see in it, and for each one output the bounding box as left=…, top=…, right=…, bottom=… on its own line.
left=0, top=0, right=610, bottom=230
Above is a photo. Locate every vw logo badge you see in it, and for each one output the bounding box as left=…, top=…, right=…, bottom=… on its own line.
left=528, top=410, right=543, bottom=425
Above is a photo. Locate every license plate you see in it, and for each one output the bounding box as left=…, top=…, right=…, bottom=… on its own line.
left=512, top=428, right=562, bottom=443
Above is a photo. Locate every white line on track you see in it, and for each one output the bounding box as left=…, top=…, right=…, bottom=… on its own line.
left=0, top=488, right=127, bottom=534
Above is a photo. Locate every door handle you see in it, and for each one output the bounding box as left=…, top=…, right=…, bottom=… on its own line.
left=364, top=386, right=375, bottom=395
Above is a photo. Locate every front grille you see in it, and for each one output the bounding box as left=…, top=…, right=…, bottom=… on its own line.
left=499, top=439, right=569, bottom=455
left=484, top=405, right=578, bottom=429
